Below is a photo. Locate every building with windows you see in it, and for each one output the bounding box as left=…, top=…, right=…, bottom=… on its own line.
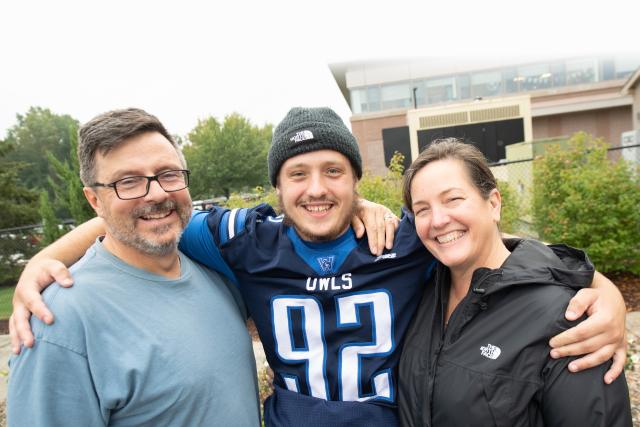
left=330, top=56, right=640, bottom=174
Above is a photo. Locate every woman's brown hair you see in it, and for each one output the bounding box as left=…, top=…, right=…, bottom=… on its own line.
left=402, top=138, right=497, bottom=210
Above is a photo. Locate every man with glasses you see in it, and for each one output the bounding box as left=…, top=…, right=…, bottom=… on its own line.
left=7, top=108, right=261, bottom=426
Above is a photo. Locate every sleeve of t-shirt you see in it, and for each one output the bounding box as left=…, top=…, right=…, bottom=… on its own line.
left=179, top=208, right=237, bottom=284
left=8, top=341, right=106, bottom=427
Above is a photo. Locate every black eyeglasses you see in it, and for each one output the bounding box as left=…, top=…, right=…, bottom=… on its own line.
left=91, top=169, right=190, bottom=200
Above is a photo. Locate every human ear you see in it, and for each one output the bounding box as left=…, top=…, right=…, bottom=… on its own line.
left=83, top=187, right=104, bottom=217
left=488, top=188, right=502, bottom=223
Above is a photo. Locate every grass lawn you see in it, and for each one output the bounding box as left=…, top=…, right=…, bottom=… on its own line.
left=0, top=286, right=15, bottom=319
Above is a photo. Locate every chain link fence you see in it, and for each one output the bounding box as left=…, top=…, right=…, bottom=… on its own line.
left=488, top=143, right=639, bottom=237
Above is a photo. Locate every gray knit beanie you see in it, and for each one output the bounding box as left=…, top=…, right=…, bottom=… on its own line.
left=268, top=107, right=363, bottom=186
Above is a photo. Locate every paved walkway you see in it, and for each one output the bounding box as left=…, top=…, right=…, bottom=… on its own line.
left=627, top=311, right=640, bottom=341
left=0, top=337, right=9, bottom=402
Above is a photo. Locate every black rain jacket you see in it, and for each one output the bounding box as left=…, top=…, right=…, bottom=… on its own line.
left=398, top=239, right=631, bottom=427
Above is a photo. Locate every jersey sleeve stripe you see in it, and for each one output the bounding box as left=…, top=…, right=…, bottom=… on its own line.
left=219, top=210, right=230, bottom=244
left=179, top=210, right=239, bottom=285
left=235, top=208, right=248, bottom=236
left=228, top=208, right=239, bottom=240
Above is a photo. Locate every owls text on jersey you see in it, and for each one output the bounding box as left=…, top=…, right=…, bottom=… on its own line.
left=179, top=204, right=435, bottom=420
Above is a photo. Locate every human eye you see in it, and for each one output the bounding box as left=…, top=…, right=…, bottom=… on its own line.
left=326, top=167, right=343, bottom=176
left=289, top=170, right=306, bottom=179
left=414, top=206, right=431, bottom=217
left=159, top=170, right=183, bottom=182
left=116, top=176, right=144, bottom=189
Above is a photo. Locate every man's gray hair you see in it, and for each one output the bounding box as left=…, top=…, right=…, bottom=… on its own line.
left=78, top=108, right=186, bottom=185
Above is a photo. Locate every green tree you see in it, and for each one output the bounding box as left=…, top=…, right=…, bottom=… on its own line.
left=2, top=107, right=79, bottom=191
left=183, top=114, right=272, bottom=199
left=0, top=144, right=40, bottom=284
left=46, top=126, right=95, bottom=225
left=532, top=132, right=640, bottom=273
left=0, top=143, right=39, bottom=229
left=39, top=191, right=66, bottom=245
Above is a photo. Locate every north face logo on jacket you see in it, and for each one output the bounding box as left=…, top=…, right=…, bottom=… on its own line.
left=480, top=343, right=501, bottom=360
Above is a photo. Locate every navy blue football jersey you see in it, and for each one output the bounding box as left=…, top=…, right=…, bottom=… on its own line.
left=180, top=204, right=435, bottom=425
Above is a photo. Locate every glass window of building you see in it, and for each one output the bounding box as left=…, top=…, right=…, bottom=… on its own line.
left=565, top=58, right=597, bottom=85
left=425, top=76, right=456, bottom=104
left=549, top=62, right=566, bottom=87
left=350, top=88, right=366, bottom=114
left=516, top=63, right=552, bottom=91
left=601, top=58, right=616, bottom=81
left=412, top=80, right=427, bottom=107
left=381, top=82, right=412, bottom=110
left=502, top=68, right=518, bottom=94
left=471, top=71, right=502, bottom=98
left=614, top=56, right=640, bottom=79
left=367, top=86, right=382, bottom=112
left=456, top=75, right=470, bottom=100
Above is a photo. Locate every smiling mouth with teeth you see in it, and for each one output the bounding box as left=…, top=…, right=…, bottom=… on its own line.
left=304, top=205, right=332, bottom=213
left=436, top=230, right=466, bottom=244
left=140, top=211, right=173, bottom=220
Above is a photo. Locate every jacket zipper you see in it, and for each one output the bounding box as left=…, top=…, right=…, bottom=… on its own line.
left=427, top=269, right=502, bottom=424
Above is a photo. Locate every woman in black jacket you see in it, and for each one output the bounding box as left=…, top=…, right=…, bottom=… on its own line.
left=398, top=139, right=631, bottom=426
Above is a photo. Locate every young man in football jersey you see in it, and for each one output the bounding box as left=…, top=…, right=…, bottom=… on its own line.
left=11, top=107, right=627, bottom=426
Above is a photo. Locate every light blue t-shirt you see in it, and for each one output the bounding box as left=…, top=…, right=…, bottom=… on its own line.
left=8, top=240, right=260, bottom=426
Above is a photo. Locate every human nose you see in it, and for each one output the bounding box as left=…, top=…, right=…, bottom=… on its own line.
left=306, top=173, right=328, bottom=198
left=143, top=178, right=169, bottom=201
left=430, top=206, right=450, bottom=228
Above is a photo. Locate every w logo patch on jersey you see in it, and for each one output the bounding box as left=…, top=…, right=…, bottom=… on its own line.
left=317, top=256, right=335, bottom=274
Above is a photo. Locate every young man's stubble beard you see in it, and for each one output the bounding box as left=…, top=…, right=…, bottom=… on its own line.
left=278, top=192, right=359, bottom=243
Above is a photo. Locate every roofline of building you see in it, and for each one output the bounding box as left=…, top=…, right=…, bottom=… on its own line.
left=532, top=94, right=632, bottom=117
left=328, top=62, right=351, bottom=107
left=622, top=67, right=640, bottom=94
left=348, top=81, right=632, bottom=122
left=330, top=60, right=638, bottom=115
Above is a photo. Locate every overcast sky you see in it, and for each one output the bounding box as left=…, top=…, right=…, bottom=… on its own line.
left=1, top=0, right=638, bottom=139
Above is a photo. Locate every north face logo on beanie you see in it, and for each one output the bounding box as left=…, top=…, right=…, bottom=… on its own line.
left=290, top=130, right=314, bottom=143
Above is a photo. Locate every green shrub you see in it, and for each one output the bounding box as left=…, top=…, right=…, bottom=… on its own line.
left=532, top=132, right=640, bottom=274
left=496, top=179, right=522, bottom=234
left=357, top=152, right=404, bottom=215
left=223, top=186, right=279, bottom=211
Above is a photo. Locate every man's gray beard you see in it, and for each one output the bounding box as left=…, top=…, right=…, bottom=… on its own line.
left=110, top=226, right=182, bottom=256
left=279, top=195, right=358, bottom=243
left=104, top=200, right=192, bottom=256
